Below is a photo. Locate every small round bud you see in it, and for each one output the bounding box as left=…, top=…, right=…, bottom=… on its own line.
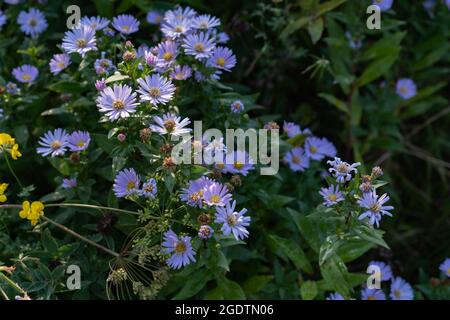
left=198, top=225, right=214, bottom=239
left=123, top=50, right=136, bottom=61
left=359, top=182, right=373, bottom=194
left=160, top=143, right=173, bottom=154
left=264, top=121, right=280, bottom=130
left=139, top=128, right=152, bottom=142
left=361, top=175, right=372, bottom=183
left=117, top=133, right=126, bottom=142
left=162, top=156, right=176, bottom=170
left=230, top=175, right=242, bottom=187
left=371, top=166, right=383, bottom=178
left=197, top=213, right=211, bottom=225
left=69, top=152, right=80, bottom=163
left=125, top=40, right=134, bottom=48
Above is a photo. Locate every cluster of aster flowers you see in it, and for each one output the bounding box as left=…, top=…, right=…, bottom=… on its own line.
left=113, top=168, right=157, bottom=200
left=36, top=129, right=91, bottom=157
left=319, top=159, right=394, bottom=228
left=281, top=121, right=337, bottom=172
left=328, top=260, right=414, bottom=300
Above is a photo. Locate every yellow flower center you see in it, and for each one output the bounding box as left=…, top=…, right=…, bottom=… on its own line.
left=122, top=26, right=130, bottom=32
left=216, top=163, right=225, bottom=169
left=328, top=194, right=338, bottom=202
left=57, top=61, right=66, bottom=68
left=216, top=57, right=226, bottom=67
left=76, top=39, right=86, bottom=48
left=22, top=74, right=31, bottom=81
left=227, top=215, right=237, bottom=226
left=194, top=43, right=204, bottom=52
left=175, top=26, right=183, bottom=33
left=370, top=203, right=382, bottom=213
left=163, top=52, right=173, bottom=61
left=189, top=192, right=201, bottom=202
left=113, top=100, right=124, bottom=110
left=126, top=181, right=136, bottom=191
left=76, top=140, right=85, bottom=147
left=292, top=156, right=300, bottom=164
left=28, top=19, right=37, bottom=27
left=175, top=241, right=186, bottom=253
left=394, top=290, right=401, bottom=298
left=337, top=163, right=348, bottom=173
left=149, top=87, right=161, bottom=98
left=309, top=146, right=318, bottom=154
left=399, top=86, right=408, bottom=93
left=51, top=140, right=62, bottom=150
left=234, top=162, right=244, bottom=170
left=164, top=119, right=176, bottom=131
left=210, top=194, right=220, bottom=204
left=144, top=184, right=154, bottom=193
left=367, top=296, right=376, bottom=300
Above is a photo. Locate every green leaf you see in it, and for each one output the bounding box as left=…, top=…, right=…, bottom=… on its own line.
left=300, top=281, right=318, bottom=300
left=319, top=235, right=341, bottom=265
left=173, top=269, right=212, bottom=300
left=307, top=17, right=324, bottom=44
left=320, top=256, right=351, bottom=298
left=105, top=72, right=130, bottom=84
left=48, top=158, right=71, bottom=175
left=215, top=275, right=246, bottom=300
left=242, top=275, right=273, bottom=295
left=268, top=234, right=313, bottom=274
left=352, top=224, right=390, bottom=249
left=47, top=80, right=85, bottom=94
left=337, top=240, right=374, bottom=263
left=42, top=229, right=58, bottom=255
left=318, top=93, right=349, bottom=114
left=357, top=52, right=399, bottom=87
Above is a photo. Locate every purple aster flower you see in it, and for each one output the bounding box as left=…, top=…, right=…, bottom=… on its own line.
left=143, top=50, right=163, bottom=69
left=283, top=121, right=311, bottom=138
left=198, top=225, right=214, bottom=239
left=17, top=8, right=48, bottom=37
left=390, top=277, right=414, bottom=300
left=6, top=82, right=19, bottom=94
left=305, top=137, right=337, bottom=161
left=326, top=293, right=345, bottom=300
left=12, top=64, right=39, bottom=84
left=439, top=258, right=450, bottom=277
left=149, top=113, right=191, bottom=137
left=182, top=32, right=216, bottom=60
left=0, top=11, right=7, bottom=29
left=358, top=192, right=394, bottom=227
left=137, top=74, right=176, bottom=106
left=62, top=26, right=97, bottom=57
left=161, top=17, right=192, bottom=39
left=113, top=168, right=141, bottom=198
left=230, top=100, right=244, bottom=113
left=146, top=11, right=163, bottom=25
left=203, top=181, right=232, bottom=207
left=162, top=230, right=196, bottom=269
left=103, top=27, right=115, bottom=37
left=95, top=78, right=106, bottom=91
left=112, top=14, right=139, bottom=35
left=96, top=84, right=139, bottom=121
left=372, top=0, right=394, bottom=11
left=224, top=150, right=255, bottom=176
left=49, top=54, right=71, bottom=75
left=155, top=40, right=178, bottom=67
left=215, top=200, right=250, bottom=240
left=423, top=0, right=437, bottom=18
left=217, top=32, right=230, bottom=44
left=141, top=178, right=157, bottom=199
left=180, top=176, right=213, bottom=208
left=203, top=138, right=227, bottom=165
left=284, top=147, right=310, bottom=172
left=62, top=177, right=77, bottom=189
left=361, top=288, right=386, bottom=300
left=368, top=261, right=393, bottom=281
left=36, top=128, right=69, bottom=157
left=192, top=14, right=221, bottom=30
left=396, top=78, right=417, bottom=100
left=208, top=46, right=236, bottom=71
left=446, top=0, right=450, bottom=10
left=327, top=157, right=360, bottom=183
left=345, top=31, right=363, bottom=50
left=171, top=65, right=192, bottom=81
left=68, top=130, right=90, bottom=152
left=164, top=6, right=197, bottom=22
left=94, top=54, right=115, bottom=75
left=319, top=185, right=344, bottom=207
left=5, top=0, right=22, bottom=4
left=80, top=16, right=110, bottom=31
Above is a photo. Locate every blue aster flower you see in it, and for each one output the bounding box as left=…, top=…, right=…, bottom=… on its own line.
left=327, top=157, right=360, bottom=183
left=203, top=181, right=232, bottom=207
left=146, top=11, right=163, bottom=25
left=12, top=64, right=39, bottom=84
left=36, top=128, right=69, bottom=157
left=6, top=82, right=19, bottom=94
left=224, top=150, right=255, bottom=176
left=368, top=261, right=393, bottom=281
left=171, top=65, right=192, bottom=80
left=95, top=78, right=106, bottom=91
left=396, top=78, right=417, bottom=100
left=96, top=84, right=139, bottom=121
left=180, top=176, right=213, bottom=208
left=17, top=8, right=48, bottom=37
left=326, top=292, right=345, bottom=300
left=0, top=11, right=7, bottom=29
left=230, top=100, right=244, bottom=113
left=284, top=147, right=310, bottom=172
left=345, top=31, right=363, bottom=50
left=358, top=192, right=393, bottom=227
left=141, top=178, right=157, bottom=199
left=215, top=200, right=250, bottom=240
left=68, top=130, right=90, bottom=152
left=372, top=0, right=394, bottom=11
left=390, top=277, right=414, bottom=300
left=283, top=121, right=311, bottom=138
left=94, top=53, right=115, bottom=75
left=62, top=177, right=77, bottom=189
left=80, top=16, right=110, bottom=31
left=439, top=258, right=450, bottom=277
left=361, top=288, right=386, bottom=300
left=198, top=225, right=214, bottom=239
left=162, top=229, right=196, bottom=269
left=182, top=32, right=216, bottom=60
left=113, top=168, right=141, bottom=198
left=192, top=14, right=220, bottom=30
left=61, top=26, right=97, bottom=57
left=305, top=137, right=337, bottom=161
left=112, top=14, right=139, bottom=35
left=149, top=113, right=192, bottom=137
left=446, top=0, right=450, bottom=10
left=161, top=16, right=192, bottom=39
left=207, top=46, right=236, bottom=71
left=137, top=74, right=176, bottom=106
left=319, top=185, right=344, bottom=207
left=49, top=54, right=71, bottom=75
left=155, top=40, right=178, bottom=68
left=423, top=0, right=437, bottom=18
left=217, top=32, right=230, bottom=44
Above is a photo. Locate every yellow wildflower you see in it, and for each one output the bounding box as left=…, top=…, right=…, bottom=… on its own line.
left=19, top=201, right=45, bottom=226
left=0, top=183, right=8, bottom=203
left=0, top=133, right=15, bottom=147
left=11, top=144, right=22, bottom=160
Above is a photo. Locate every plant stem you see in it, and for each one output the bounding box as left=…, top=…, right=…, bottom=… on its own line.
left=3, top=153, right=23, bottom=189
left=44, top=203, right=141, bottom=216
left=0, top=272, right=26, bottom=295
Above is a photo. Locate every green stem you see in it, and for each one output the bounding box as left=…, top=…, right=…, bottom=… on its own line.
left=0, top=272, right=26, bottom=295
left=3, top=153, right=23, bottom=189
